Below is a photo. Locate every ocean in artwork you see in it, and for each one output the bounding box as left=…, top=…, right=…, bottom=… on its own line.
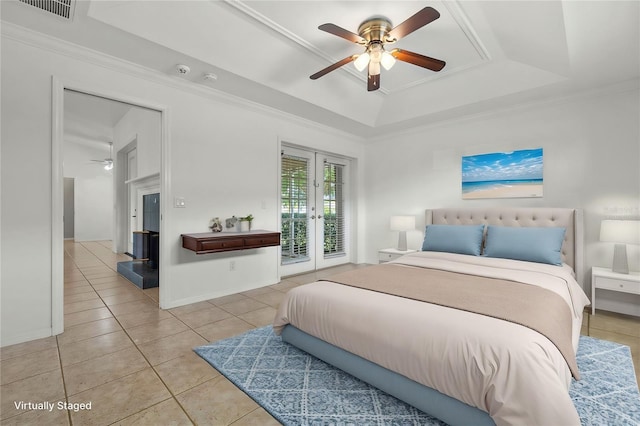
left=462, top=149, right=543, bottom=199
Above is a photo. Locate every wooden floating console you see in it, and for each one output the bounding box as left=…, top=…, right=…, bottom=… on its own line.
left=181, top=230, right=280, bottom=254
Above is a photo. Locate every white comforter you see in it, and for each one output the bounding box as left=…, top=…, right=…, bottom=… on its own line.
left=273, top=251, right=590, bottom=426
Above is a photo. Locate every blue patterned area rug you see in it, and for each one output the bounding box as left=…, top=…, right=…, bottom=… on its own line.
left=194, top=327, right=640, bottom=426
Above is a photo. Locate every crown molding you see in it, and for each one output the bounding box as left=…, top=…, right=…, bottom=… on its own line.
left=1, top=21, right=363, bottom=142
left=222, top=0, right=379, bottom=93
left=442, top=0, right=490, bottom=61
left=366, top=78, right=640, bottom=142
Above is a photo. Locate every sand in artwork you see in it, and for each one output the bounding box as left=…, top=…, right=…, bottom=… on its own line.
left=462, top=182, right=543, bottom=199
left=462, top=149, right=543, bottom=199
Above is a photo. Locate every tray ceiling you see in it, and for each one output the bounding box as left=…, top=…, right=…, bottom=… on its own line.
left=2, top=0, right=638, bottom=137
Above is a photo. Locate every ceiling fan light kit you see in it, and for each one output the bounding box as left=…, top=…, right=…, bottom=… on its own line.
left=353, top=52, right=370, bottom=71
left=310, top=7, right=446, bottom=92
left=90, top=141, right=114, bottom=170
left=380, top=50, right=396, bottom=71
left=356, top=42, right=395, bottom=75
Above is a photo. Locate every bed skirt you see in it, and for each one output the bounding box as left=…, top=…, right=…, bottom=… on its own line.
left=280, top=325, right=495, bottom=426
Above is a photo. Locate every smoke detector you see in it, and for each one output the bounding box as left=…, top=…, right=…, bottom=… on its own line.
left=176, top=64, right=191, bottom=75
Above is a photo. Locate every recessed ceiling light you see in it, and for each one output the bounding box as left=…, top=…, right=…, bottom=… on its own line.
left=203, top=73, right=218, bottom=81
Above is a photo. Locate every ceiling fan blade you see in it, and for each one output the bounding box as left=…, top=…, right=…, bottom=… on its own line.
left=390, top=49, right=446, bottom=72
left=318, top=23, right=366, bottom=44
left=310, top=55, right=357, bottom=80
left=387, top=7, right=440, bottom=41
left=367, top=73, right=380, bottom=92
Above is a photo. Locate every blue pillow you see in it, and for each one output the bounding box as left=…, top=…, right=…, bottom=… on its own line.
left=483, top=226, right=566, bottom=265
left=422, top=224, right=485, bottom=256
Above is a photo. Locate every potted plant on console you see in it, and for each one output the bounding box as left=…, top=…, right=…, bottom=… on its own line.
left=238, top=214, right=253, bottom=232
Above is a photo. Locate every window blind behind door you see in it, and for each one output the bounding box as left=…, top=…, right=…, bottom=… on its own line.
left=281, top=154, right=310, bottom=263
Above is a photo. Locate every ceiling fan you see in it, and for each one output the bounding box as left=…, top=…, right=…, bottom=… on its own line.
left=90, top=142, right=114, bottom=170
left=310, top=7, right=446, bottom=91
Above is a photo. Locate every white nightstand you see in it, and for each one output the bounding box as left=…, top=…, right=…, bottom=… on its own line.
left=378, top=248, right=417, bottom=263
left=591, top=267, right=640, bottom=315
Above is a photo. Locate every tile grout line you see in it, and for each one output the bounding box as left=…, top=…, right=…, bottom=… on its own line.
left=62, top=241, right=106, bottom=426
left=68, top=241, right=198, bottom=425
left=55, top=335, right=73, bottom=425
left=0, top=246, right=87, bottom=423
left=74, top=249, right=284, bottom=424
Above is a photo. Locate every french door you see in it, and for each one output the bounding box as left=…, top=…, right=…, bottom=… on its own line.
left=280, top=146, right=351, bottom=276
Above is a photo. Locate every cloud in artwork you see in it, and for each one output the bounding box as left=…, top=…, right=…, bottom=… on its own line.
left=462, top=148, right=543, bottom=183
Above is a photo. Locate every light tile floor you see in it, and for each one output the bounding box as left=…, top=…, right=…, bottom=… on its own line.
left=1, top=241, right=638, bottom=425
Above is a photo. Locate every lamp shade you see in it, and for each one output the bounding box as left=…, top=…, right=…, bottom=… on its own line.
left=354, top=53, right=370, bottom=72
left=390, top=216, right=415, bottom=231
left=600, top=220, right=640, bottom=245
left=381, top=51, right=396, bottom=70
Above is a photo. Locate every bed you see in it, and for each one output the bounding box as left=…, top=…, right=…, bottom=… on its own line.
left=273, top=208, right=590, bottom=426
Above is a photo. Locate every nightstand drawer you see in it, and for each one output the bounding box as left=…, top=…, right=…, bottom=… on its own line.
left=594, top=276, right=640, bottom=294
left=590, top=267, right=640, bottom=315
left=378, top=249, right=417, bottom=264
left=379, top=252, right=402, bottom=262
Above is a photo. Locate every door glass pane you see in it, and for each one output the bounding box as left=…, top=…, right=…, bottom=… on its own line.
left=281, top=154, right=310, bottom=264
left=323, top=161, right=345, bottom=258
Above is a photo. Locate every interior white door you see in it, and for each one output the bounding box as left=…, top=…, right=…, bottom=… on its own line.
left=127, top=147, right=138, bottom=254
left=280, top=146, right=350, bottom=276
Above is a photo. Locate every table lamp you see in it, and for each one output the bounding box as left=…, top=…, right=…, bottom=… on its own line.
left=390, top=216, right=415, bottom=251
left=600, top=219, right=640, bottom=274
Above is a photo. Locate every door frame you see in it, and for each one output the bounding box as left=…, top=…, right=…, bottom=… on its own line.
left=278, top=141, right=355, bottom=277
left=127, top=146, right=138, bottom=253
left=115, top=138, right=138, bottom=254
left=51, top=77, right=170, bottom=334
left=63, top=177, right=75, bottom=240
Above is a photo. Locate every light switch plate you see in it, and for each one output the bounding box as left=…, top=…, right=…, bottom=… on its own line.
left=174, top=197, right=186, bottom=208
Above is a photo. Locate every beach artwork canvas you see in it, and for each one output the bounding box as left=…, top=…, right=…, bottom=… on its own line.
left=462, top=148, right=543, bottom=199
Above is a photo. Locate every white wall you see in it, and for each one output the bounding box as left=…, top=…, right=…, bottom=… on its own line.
left=112, top=107, right=162, bottom=252
left=163, top=81, right=363, bottom=308
left=63, top=141, right=114, bottom=241
left=73, top=176, right=113, bottom=241
left=0, top=27, right=364, bottom=346
left=114, top=107, right=161, bottom=179
left=364, top=86, right=640, bottom=316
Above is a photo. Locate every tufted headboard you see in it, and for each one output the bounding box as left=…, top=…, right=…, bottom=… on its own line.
left=425, top=208, right=584, bottom=285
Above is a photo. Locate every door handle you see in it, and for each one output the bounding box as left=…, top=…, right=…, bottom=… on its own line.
left=310, top=215, right=316, bottom=219
left=318, top=215, right=322, bottom=219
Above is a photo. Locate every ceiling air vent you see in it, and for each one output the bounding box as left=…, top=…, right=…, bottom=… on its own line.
left=18, top=0, right=75, bottom=20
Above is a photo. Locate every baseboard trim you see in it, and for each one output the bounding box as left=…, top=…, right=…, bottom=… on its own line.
left=0, top=326, right=54, bottom=348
